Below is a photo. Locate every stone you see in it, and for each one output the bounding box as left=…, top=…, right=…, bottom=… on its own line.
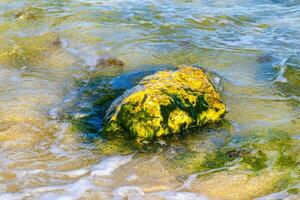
left=102, top=66, right=226, bottom=140
left=96, top=56, right=124, bottom=67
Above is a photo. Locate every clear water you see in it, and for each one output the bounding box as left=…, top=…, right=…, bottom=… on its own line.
left=0, top=0, right=299, bottom=199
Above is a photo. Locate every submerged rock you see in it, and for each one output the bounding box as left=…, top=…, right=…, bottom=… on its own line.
left=85, top=55, right=125, bottom=77
left=96, top=56, right=125, bottom=67
left=256, top=54, right=274, bottom=64
left=102, top=66, right=226, bottom=140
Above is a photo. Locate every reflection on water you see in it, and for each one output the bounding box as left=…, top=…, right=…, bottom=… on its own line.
left=0, top=0, right=299, bottom=199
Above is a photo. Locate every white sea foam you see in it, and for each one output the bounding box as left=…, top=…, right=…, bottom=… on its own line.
left=39, top=194, right=73, bottom=200
left=0, top=177, right=97, bottom=200
left=274, top=66, right=287, bottom=83
left=13, top=155, right=133, bottom=180
left=91, top=154, right=133, bottom=176
left=37, top=178, right=97, bottom=200
left=0, top=155, right=133, bottom=200
left=61, top=168, right=90, bottom=177
left=176, top=167, right=227, bottom=191
left=273, top=58, right=288, bottom=83
left=153, top=191, right=209, bottom=200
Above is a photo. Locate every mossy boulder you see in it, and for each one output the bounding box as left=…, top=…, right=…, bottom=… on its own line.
left=102, top=66, right=226, bottom=140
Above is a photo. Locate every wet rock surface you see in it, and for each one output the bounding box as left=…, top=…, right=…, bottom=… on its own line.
left=102, top=66, right=226, bottom=140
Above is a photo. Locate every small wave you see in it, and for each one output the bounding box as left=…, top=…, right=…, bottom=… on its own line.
left=112, top=186, right=209, bottom=200
left=256, top=184, right=300, bottom=200
left=0, top=154, right=133, bottom=200
left=0, top=178, right=95, bottom=200
left=176, top=167, right=228, bottom=191
left=224, top=92, right=300, bottom=102
left=273, top=65, right=287, bottom=83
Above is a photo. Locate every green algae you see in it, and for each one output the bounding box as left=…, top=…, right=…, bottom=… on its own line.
left=287, top=188, right=299, bottom=195
left=71, top=117, right=99, bottom=134
left=237, top=129, right=298, bottom=172
left=241, top=150, right=267, bottom=171
left=201, top=149, right=237, bottom=170
left=274, top=178, right=296, bottom=193
left=200, top=147, right=266, bottom=172
left=276, top=153, right=298, bottom=169
left=170, top=128, right=299, bottom=176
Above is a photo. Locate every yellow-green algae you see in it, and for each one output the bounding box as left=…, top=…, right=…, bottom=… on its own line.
left=102, top=66, right=226, bottom=139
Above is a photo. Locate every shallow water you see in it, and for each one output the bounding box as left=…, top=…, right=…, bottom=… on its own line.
left=0, top=0, right=299, bottom=199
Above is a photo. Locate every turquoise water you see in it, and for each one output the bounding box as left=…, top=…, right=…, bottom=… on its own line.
left=0, top=0, right=299, bottom=199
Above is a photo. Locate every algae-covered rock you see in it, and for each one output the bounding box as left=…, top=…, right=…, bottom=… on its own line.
left=102, top=66, right=226, bottom=140
left=96, top=55, right=125, bottom=67
left=87, top=55, right=125, bottom=76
